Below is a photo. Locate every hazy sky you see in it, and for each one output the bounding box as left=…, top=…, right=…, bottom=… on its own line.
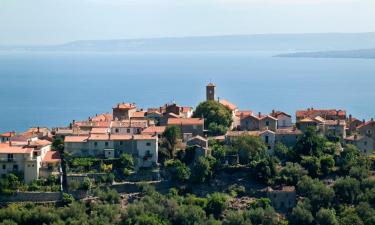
left=1, top=0, right=375, bottom=45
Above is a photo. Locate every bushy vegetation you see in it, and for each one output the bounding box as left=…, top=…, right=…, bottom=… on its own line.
left=193, top=100, right=233, bottom=136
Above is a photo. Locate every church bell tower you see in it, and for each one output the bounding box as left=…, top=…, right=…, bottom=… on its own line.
left=206, top=83, right=216, bottom=101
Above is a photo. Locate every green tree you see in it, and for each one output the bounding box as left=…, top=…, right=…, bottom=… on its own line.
left=297, top=176, right=334, bottom=212
left=252, top=157, right=277, bottom=185
left=120, top=153, right=134, bottom=170
left=356, top=202, right=375, bottom=225
left=339, top=207, right=364, bottom=225
left=274, top=142, right=294, bottom=162
left=334, top=177, right=361, bottom=204
left=205, top=193, right=229, bottom=218
left=320, top=154, right=335, bottom=176
left=52, top=138, right=68, bottom=191
left=191, top=157, right=213, bottom=183
left=233, top=135, right=267, bottom=164
left=165, top=159, right=191, bottom=182
left=277, top=162, right=308, bottom=186
left=223, top=211, right=250, bottom=225
left=300, top=156, right=321, bottom=177
left=289, top=201, right=314, bottom=225
left=294, top=127, right=326, bottom=157
left=193, top=100, right=233, bottom=135
left=316, top=208, right=339, bottom=225
left=163, top=125, right=182, bottom=158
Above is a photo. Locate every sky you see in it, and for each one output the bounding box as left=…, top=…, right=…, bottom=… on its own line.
left=0, top=0, right=375, bottom=45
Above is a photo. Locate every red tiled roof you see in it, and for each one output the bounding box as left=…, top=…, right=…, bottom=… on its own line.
left=357, top=120, right=375, bottom=129
left=131, top=111, right=146, bottom=118
left=296, top=109, right=346, bottom=119
left=142, top=126, right=166, bottom=135
left=90, top=128, right=110, bottom=134
left=64, top=136, right=89, bottom=143
left=42, top=151, right=61, bottom=163
left=219, top=99, right=237, bottom=111
left=0, top=132, right=15, bottom=137
left=271, top=111, right=291, bottom=118
left=167, top=118, right=204, bottom=126
left=113, top=103, right=136, bottom=110
left=236, top=111, right=253, bottom=118
left=91, top=113, right=113, bottom=122
left=0, top=143, right=33, bottom=154
left=29, top=139, right=52, bottom=147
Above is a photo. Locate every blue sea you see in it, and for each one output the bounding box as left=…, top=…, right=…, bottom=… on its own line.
left=0, top=51, right=374, bottom=132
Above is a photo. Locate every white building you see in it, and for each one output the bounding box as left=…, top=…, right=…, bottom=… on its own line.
left=0, top=140, right=60, bottom=183
left=64, top=134, right=158, bottom=169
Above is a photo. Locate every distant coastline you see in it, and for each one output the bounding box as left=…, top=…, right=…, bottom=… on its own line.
left=275, top=48, right=375, bottom=59
left=2, top=32, right=375, bottom=52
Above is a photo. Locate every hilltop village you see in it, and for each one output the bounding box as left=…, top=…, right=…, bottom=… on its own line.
left=1, top=83, right=375, bottom=225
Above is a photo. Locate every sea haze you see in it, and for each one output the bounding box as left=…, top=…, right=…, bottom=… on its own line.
left=0, top=51, right=374, bottom=132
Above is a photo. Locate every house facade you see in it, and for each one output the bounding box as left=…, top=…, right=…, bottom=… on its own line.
left=64, top=134, right=158, bottom=169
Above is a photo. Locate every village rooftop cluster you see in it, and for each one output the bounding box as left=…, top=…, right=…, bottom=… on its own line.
left=1, top=83, right=374, bottom=209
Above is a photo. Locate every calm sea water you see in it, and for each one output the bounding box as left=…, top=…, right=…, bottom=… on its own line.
left=0, top=51, right=374, bottom=132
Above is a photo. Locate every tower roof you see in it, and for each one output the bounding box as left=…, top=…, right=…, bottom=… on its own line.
left=207, top=82, right=216, bottom=87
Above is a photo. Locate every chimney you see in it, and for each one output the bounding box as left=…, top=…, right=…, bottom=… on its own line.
left=349, top=114, right=352, bottom=122
left=37, top=126, right=40, bottom=133
left=272, top=109, right=275, bottom=115
left=363, top=119, right=366, bottom=123
left=371, top=118, right=374, bottom=122
left=258, top=112, right=261, bottom=118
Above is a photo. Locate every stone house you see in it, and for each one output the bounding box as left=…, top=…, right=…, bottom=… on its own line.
left=240, top=113, right=277, bottom=131
left=0, top=132, right=15, bottom=143
left=167, top=118, right=204, bottom=137
left=187, top=135, right=208, bottom=149
left=357, top=119, right=375, bottom=140
left=0, top=140, right=60, bottom=183
left=270, top=110, right=292, bottom=128
left=64, top=134, right=158, bottom=169
left=275, top=128, right=303, bottom=148
left=112, top=103, right=137, bottom=121
left=346, top=115, right=364, bottom=135
left=345, top=135, right=375, bottom=155
left=266, top=186, right=296, bottom=211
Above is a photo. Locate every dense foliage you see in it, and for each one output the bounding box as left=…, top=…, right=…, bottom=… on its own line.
left=193, top=100, right=233, bottom=135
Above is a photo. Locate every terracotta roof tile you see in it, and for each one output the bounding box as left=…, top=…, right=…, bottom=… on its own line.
left=42, top=151, right=61, bottom=163
left=219, top=99, right=237, bottom=111
left=167, top=118, right=204, bottom=126
left=142, top=126, right=166, bottom=135
left=113, top=103, right=136, bottom=110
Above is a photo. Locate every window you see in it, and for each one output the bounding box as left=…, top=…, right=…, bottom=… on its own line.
left=268, top=146, right=271, bottom=150
left=364, top=141, right=367, bottom=146
left=105, top=142, right=109, bottom=147
left=127, top=129, right=130, bottom=133
left=265, top=135, right=269, bottom=144
left=115, top=128, right=119, bottom=133
left=13, top=164, right=18, bottom=170
left=94, top=142, right=98, bottom=147
left=368, top=130, right=372, bottom=134
left=7, top=154, right=13, bottom=160
left=266, top=121, right=270, bottom=126
left=120, top=141, right=123, bottom=145
left=2, top=165, right=5, bottom=170
left=146, top=142, right=151, bottom=146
